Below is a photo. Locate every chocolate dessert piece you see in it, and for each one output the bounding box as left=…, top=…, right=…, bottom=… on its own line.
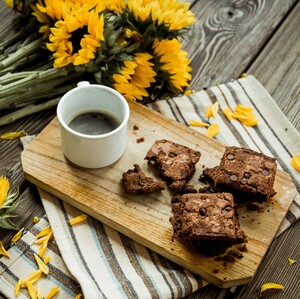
left=202, top=146, right=277, bottom=202
left=122, top=164, right=166, bottom=194
left=145, top=139, right=201, bottom=191
left=170, top=193, right=246, bottom=256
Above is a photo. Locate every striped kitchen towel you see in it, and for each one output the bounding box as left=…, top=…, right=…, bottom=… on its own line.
left=0, top=75, right=299, bottom=298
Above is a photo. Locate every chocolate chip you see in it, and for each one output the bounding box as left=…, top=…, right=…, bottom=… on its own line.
left=226, top=154, right=235, bottom=160
left=199, top=208, right=207, bottom=216
left=244, top=172, right=251, bottom=178
left=230, top=174, right=238, bottom=181
left=262, top=169, right=269, bottom=175
left=222, top=205, right=232, bottom=214
left=241, top=177, right=248, bottom=185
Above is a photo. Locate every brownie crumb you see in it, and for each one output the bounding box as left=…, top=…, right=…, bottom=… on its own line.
left=212, top=269, right=219, bottom=274
left=133, top=125, right=139, bottom=130
left=136, top=137, right=145, bottom=143
left=122, top=164, right=166, bottom=194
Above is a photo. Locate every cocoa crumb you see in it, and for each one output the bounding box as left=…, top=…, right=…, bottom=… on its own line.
left=136, top=137, right=145, bottom=143
left=133, top=125, right=139, bottom=130
left=212, top=269, right=219, bottom=274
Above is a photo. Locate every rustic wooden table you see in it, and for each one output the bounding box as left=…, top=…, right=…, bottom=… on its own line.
left=1, top=1, right=299, bottom=298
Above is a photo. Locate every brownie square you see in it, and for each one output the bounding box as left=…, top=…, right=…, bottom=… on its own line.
left=122, top=164, right=166, bottom=194
left=203, top=146, right=277, bottom=201
left=170, top=193, right=238, bottom=241
left=170, top=192, right=247, bottom=256
left=145, top=139, right=201, bottom=191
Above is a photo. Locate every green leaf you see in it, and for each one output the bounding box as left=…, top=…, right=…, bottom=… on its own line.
left=0, top=217, right=19, bottom=230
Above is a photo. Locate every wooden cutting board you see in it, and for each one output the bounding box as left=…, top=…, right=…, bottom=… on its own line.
left=21, top=101, right=297, bottom=288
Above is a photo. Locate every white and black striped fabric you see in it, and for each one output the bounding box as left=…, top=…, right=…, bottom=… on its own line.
left=0, top=75, right=299, bottom=298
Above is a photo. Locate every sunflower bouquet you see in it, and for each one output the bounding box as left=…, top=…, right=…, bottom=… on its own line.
left=0, top=0, right=196, bottom=125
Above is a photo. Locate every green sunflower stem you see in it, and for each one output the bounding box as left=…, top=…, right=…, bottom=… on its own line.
left=0, top=38, right=44, bottom=71
left=0, top=97, right=60, bottom=126
left=0, top=17, right=37, bottom=54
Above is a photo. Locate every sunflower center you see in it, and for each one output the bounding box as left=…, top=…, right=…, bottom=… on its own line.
left=70, top=26, right=88, bottom=53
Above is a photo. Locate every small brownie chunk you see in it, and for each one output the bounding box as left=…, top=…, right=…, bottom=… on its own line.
left=170, top=193, right=246, bottom=256
left=122, top=164, right=166, bottom=194
left=145, top=139, right=201, bottom=191
left=203, top=146, right=277, bottom=201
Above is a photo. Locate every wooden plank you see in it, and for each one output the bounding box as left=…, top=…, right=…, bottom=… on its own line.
left=21, top=102, right=297, bottom=288
left=182, top=0, right=297, bottom=89
left=247, top=1, right=300, bottom=131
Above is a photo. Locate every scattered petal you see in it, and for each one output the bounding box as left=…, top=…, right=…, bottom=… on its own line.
left=232, top=104, right=258, bottom=127
left=34, top=253, right=49, bottom=274
left=206, top=123, right=220, bottom=138
left=36, top=227, right=52, bottom=239
left=223, top=107, right=233, bottom=121
left=45, top=286, right=60, bottom=299
left=291, top=155, right=300, bottom=172
left=0, top=175, right=10, bottom=206
left=74, top=294, right=83, bottom=299
left=205, top=102, right=219, bottom=118
left=189, top=120, right=209, bottom=127
left=26, top=281, right=38, bottom=299
left=14, top=278, right=23, bottom=296
left=11, top=228, right=24, bottom=243
left=21, top=270, right=42, bottom=288
left=69, top=214, right=88, bottom=226
left=240, top=73, right=248, bottom=78
left=288, top=258, right=296, bottom=265
left=0, top=241, right=10, bottom=258
left=44, top=255, right=51, bottom=264
left=183, top=90, right=194, bottom=96
left=260, top=283, right=284, bottom=295
left=0, top=131, right=26, bottom=140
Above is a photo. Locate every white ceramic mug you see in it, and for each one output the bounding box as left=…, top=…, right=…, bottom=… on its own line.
left=57, top=82, right=130, bottom=168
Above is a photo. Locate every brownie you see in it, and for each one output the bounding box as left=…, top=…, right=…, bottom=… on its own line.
left=145, top=139, right=201, bottom=191
left=202, top=146, right=277, bottom=201
left=122, top=164, right=166, bottom=194
left=170, top=192, right=246, bottom=256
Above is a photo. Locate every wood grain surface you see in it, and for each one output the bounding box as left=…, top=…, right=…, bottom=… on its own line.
left=21, top=102, right=297, bottom=288
left=1, top=0, right=300, bottom=298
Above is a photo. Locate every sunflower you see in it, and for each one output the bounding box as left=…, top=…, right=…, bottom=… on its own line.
left=153, top=38, right=192, bottom=92
left=112, top=53, right=156, bottom=101
left=46, top=4, right=105, bottom=68
left=127, top=0, right=196, bottom=31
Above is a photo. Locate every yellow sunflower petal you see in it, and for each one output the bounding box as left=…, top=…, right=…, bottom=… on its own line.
left=11, top=228, right=24, bottom=243
left=260, top=282, right=284, bottom=295
left=74, top=294, right=83, bottom=299
left=34, top=253, right=49, bottom=274
left=21, top=270, right=42, bottom=288
left=0, top=176, right=10, bottom=206
left=45, top=286, right=60, bottom=299
left=0, top=130, right=26, bottom=140
left=69, top=214, right=88, bottom=226
left=206, top=123, right=220, bottom=138
left=189, top=120, right=209, bottom=127
left=44, top=256, right=51, bottom=264
left=26, top=281, right=38, bottom=299
left=291, top=155, right=300, bottom=172
left=223, top=107, right=233, bottom=121
left=288, top=258, right=296, bottom=265
left=36, top=227, right=52, bottom=239
left=205, top=102, right=219, bottom=118
left=0, top=241, right=10, bottom=258
left=14, top=279, right=23, bottom=297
